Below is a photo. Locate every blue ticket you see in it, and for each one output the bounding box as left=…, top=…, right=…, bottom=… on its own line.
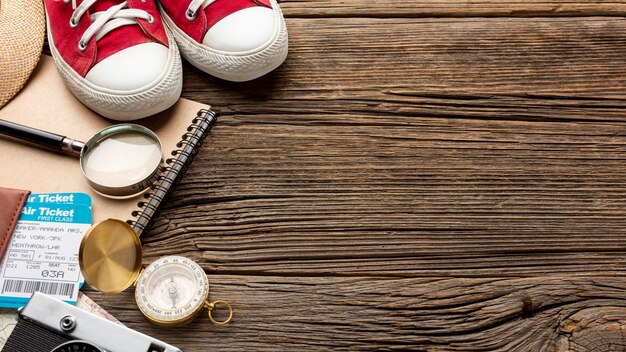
left=26, top=192, right=92, bottom=207
left=0, top=193, right=93, bottom=308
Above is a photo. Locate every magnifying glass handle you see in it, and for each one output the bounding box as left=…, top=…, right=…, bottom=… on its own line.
left=0, top=119, right=84, bottom=157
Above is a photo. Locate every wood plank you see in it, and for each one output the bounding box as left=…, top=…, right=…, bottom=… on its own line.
left=148, top=13, right=626, bottom=280
left=280, top=0, right=626, bottom=17
left=85, top=276, right=626, bottom=351
left=137, top=113, right=626, bottom=277
left=182, top=17, right=626, bottom=122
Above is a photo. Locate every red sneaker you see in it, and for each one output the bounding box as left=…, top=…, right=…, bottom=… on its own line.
left=45, top=0, right=183, bottom=120
left=159, top=0, right=288, bottom=82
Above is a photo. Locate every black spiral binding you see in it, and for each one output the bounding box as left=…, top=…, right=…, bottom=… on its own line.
left=127, top=109, right=218, bottom=236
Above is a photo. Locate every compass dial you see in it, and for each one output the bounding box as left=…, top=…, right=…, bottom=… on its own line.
left=135, top=256, right=208, bottom=326
left=51, top=340, right=103, bottom=352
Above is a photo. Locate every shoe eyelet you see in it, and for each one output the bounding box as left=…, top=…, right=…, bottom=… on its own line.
left=147, top=14, right=154, bottom=24
left=185, top=9, right=196, bottom=21
left=78, top=40, right=87, bottom=52
left=69, top=18, right=78, bottom=28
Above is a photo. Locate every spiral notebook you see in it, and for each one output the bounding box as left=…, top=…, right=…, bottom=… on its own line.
left=0, top=55, right=216, bottom=232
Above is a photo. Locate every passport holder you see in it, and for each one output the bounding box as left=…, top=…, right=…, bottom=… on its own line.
left=0, top=187, right=30, bottom=260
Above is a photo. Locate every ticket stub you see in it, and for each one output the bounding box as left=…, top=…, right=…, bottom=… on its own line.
left=0, top=194, right=92, bottom=308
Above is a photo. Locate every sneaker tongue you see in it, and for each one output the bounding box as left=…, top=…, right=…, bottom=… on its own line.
left=91, top=0, right=126, bottom=14
left=88, top=0, right=155, bottom=65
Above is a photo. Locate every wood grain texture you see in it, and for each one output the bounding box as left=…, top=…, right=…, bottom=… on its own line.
left=153, top=16, right=626, bottom=278
left=83, top=2, right=626, bottom=351
left=182, top=17, right=626, bottom=121
left=85, top=276, right=626, bottom=351
left=142, top=113, right=626, bottom=277
left=280, top=0, right=626, bottom=17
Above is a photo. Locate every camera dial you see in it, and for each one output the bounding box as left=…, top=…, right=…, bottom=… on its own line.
left=51, top=340, right=103, bottom=352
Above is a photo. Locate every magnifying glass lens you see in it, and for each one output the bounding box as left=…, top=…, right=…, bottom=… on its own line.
left=82, top=131, right=162, bottom=189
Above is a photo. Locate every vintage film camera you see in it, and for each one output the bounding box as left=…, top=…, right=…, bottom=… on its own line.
left=2, top=292, right=181, bottom=352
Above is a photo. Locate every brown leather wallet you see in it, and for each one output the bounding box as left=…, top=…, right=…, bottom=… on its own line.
left=0, top=187, right=30, bottom=260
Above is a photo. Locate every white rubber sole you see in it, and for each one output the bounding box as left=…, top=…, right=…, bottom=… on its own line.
left=161, top=0, right=288, bottom=82
left=46, top=19, right=183, bottom=121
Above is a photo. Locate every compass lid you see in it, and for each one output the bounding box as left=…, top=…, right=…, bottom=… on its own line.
left=79, top=219, right=143, bottom=293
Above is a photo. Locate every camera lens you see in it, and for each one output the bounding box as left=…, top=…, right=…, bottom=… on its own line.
left=51, top=340, right=103, bottom=352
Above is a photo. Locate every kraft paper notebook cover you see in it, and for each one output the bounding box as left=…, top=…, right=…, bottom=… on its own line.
left=0, top=55, right=216, bottom=232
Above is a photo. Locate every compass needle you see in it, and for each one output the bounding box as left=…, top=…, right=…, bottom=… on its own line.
left=168, top=275, right=179, bottom=308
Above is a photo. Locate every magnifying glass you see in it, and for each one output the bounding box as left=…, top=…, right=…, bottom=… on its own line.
left=0, top=119, right=163, bottom=198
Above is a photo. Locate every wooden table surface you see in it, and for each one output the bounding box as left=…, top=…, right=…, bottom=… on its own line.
left=85, top=1, right=626, bottom=351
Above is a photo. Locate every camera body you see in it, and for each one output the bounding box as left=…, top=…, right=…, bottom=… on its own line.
left=2, top=292, right=181, bottom=352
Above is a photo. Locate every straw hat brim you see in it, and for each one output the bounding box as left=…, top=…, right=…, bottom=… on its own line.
left=0, top=0, right=46, bottom=109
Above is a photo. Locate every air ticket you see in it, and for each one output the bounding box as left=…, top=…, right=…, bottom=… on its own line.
left=0, top=193, right=92, bottom=308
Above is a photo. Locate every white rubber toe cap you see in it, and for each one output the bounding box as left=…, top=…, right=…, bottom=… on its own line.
left=202, top=7, right=275, bottom=52
left=85, top=42, right=169, bottom=91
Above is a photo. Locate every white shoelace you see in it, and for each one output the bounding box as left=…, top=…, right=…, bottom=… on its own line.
left=65, top=0, right=153, bottom=51
left=185, top=0, right=216, bottom=21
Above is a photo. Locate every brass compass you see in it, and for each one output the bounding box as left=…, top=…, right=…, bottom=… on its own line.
left=79, top=219, right=232, bottom=327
